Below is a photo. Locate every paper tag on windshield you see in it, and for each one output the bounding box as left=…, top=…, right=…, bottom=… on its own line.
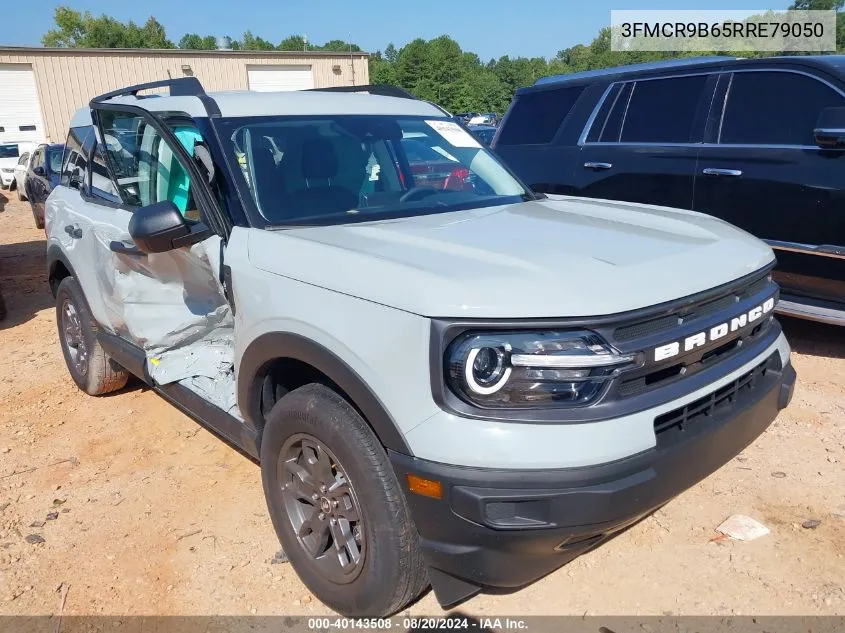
left=425, top=120, right=481, bottom=148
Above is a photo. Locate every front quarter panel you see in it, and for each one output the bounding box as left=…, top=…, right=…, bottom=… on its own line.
left=228, top=227, right=440, bottom=448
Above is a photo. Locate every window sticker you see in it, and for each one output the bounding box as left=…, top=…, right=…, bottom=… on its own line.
left=425, top=120, right=482, bottom=148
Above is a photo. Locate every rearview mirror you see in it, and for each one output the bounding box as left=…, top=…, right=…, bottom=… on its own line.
left=128, top=200, right=190, bottom=253
left=814, top=107, right=845, bottom=148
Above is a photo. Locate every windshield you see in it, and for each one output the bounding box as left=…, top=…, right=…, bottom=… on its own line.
left=216, top=115, right=530, bottom=226
left=0, top=144, right=19, bottom=159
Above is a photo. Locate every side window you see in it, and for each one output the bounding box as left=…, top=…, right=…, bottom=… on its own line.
left=89, top=142, right=121, bottom=202
left=97, top=110, right=201, bottom=221
left=17, top=152, right=29, bottom=166
left=32, top=149, right=44, bottom=170
left=496, top=86, right=585, bottom=145
left=720, top=71, right=844, bottom=146
left=619, top=75, right=709, bottom=143
left=588, top=82, right=634, bottom=143
left=61, top=126, right=94, bottom=188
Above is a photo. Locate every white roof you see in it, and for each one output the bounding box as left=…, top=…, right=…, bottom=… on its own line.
left=69, top=90, right=444, bottom=127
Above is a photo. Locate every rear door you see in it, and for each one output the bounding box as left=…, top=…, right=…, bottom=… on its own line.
left=694, top=69, right=845, bottom=305
left=28, top=147, right=47, bottom=207
left=572, top=73, right=716, bottom=210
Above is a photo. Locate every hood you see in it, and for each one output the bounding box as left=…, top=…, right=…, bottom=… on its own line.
left=0, top=157, right=19, bottom=170
left=247, top=195, right=774, bottom=319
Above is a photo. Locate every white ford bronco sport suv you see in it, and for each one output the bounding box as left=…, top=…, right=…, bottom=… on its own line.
left=46, top=78, right=796, bottom=616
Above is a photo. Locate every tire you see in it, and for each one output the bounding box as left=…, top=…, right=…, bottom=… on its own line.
left=30, top=202, right=43, bottom=229
left=17, top=184, right=26, bottom=202
left=261, top=383, right=428, bottom=616
left=55, top=277, right=128, bottom=395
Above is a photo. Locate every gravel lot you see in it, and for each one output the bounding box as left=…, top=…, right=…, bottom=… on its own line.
left=0, top=191, right=843, bottom=616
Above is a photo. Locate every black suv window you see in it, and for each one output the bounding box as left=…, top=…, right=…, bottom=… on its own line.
left=619, top=75, right=709, bottom=143
left=720, top=71, right=844, bottom=146
left=61, top=126, right=94, bottom=188
left=497, top=86, right=584, bottom=145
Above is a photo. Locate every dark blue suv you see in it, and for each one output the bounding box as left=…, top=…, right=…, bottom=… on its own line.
left=493, top=55, right=845, bottom=326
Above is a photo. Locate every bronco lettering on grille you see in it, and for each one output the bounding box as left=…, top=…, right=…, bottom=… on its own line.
left=653, top=297, right=776, bottom=362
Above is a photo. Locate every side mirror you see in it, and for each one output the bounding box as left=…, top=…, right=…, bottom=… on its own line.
left=814, top=107, right=845, bottom=148
left=33, top=166, right=45, bottom=177
left=128, top=200, right=190, bottom=253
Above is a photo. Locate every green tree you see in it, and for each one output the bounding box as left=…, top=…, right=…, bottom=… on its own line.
left=179, top=33, right=218, bottom=50
left=278, top=35, right=307, bottom=51
left=240, top=30, right=276, bottom=51
left=319, top=40, right=362, bottom=52
left=42, top=6, right=174, bottom=48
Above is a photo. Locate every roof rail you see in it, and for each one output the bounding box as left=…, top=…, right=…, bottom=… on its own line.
left=533, top=56, right=737, bottom=86
left=91, top=77, right=206, bottom=104
left=306, top=84, right=419, bottom=101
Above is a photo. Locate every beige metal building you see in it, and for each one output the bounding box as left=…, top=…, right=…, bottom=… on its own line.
left=0, top=47, right=370, bottom=143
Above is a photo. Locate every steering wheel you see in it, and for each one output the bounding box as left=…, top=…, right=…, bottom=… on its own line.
left=400, top=186, right=440, bottom=203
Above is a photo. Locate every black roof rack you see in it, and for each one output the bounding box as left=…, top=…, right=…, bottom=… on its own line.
left=91, top=77, right=206, bottom=104
left=306, top=84, right=419, bottom=100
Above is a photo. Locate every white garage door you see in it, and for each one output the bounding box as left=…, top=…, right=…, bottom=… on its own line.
left=247, top=65, right=314, bottom=92
left=0, top=64, right=45, bottom=144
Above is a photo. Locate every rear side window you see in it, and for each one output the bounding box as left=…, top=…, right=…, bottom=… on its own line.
left=720, top=71, right=844, bottom=146
left=497, top=86, right=584, bottom=145
left=61, top=126, right=94, bottom=187
left=620, top=75, right=709, bottom=143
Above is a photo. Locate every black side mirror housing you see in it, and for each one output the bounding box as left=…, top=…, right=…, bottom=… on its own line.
left=814, top=106, right=845, bottom=148
left=33, top=166, right=45, bottom=177
left=128, top=200, right=190, bottom=253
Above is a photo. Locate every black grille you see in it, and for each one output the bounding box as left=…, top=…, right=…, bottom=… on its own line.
left=654, top=354, right=775, bottom=436
left=614, top=272, right=771, bottom=342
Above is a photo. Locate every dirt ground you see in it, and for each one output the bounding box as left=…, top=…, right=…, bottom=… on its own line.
left=0, top=190, right=843, bottom=617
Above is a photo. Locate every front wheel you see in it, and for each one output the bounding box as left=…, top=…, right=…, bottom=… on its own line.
left=30, top=202, right=44, bottom=229
left=261, top=384, right=428, bottom=616
left=17, top=184, right=26, bottom=201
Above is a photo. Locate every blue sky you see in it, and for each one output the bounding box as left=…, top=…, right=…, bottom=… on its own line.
left=8, top=1, right=792, bottom=60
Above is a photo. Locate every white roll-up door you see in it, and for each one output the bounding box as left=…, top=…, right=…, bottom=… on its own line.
left=0, top=64, right=45, bottom=143
left=247, top=65, right=314, bottom=92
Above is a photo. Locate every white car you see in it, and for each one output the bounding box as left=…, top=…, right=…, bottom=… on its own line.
left=0, top=143, right=19, bottom=189
left=12, top=149, right=33, bottom=200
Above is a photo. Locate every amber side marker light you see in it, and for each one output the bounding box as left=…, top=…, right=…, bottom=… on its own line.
left=406, top=474, right=443, bottom=499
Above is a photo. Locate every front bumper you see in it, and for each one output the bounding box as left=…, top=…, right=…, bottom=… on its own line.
left=390, top=356, right=796, bottom=607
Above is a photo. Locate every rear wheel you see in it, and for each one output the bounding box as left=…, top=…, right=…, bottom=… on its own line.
left=30, top=202, right=43, bottom=229
left=261, top=383, right=427, bottom=616
left=55, top=277, right=128, bottom=395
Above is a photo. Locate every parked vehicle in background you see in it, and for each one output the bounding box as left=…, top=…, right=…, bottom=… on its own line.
left=468, top=124, right=497, bottom=146
left=0, top=142, right=21, bottom=189
left=25, top=143, right=64, bottom=229
left=12, top=150, right=33, bottom=200
left=468, top=112, right=498, bottom=126
left=46, top=78, right=794, bottom=617
left=493, top=55, right=845, bottom=326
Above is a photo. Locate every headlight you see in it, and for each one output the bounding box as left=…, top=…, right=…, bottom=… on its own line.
left=445, top=330, right=635, bottom=408
left=1, top=168, right=13, bottom=174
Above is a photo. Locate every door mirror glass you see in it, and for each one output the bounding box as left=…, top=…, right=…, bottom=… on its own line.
left=128, top=200, right=190, bottom=254
left=813, top=106, right=845, bottom=148
left=32, top=166, right=45, bottom=177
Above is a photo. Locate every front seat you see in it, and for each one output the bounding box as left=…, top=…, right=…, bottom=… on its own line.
left=247, top=132, right=287, bottom=222
left=281, top=137, right=364, bottom=221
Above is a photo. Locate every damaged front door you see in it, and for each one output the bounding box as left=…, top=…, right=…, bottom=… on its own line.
left=88, top=106, right=237, bottom=412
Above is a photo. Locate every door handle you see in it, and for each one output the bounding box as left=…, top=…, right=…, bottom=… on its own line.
left=64, top=225, right=82, bottom=239
left=584, top=162, right=613, bottom=170
left=702, top=168, right=742, bottom=177
left=109, top=241, right=146, bottom=257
